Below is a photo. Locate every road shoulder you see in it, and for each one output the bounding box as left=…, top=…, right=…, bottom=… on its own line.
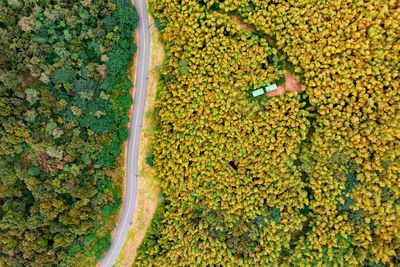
left=115, top=14, right=164, bottom=267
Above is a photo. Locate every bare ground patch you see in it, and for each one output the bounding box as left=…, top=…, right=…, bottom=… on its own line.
left=267, top=71, right=302, bottom=97
left=231, top=15, right=256, bottom=32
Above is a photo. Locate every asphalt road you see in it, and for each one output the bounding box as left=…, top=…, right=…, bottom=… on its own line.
left=99, top=0, right=150, bottom=266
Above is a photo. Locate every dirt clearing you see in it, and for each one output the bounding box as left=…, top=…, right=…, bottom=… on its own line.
left=232, top=15, right=256, bottom=32
left=267, top=71, right=302, bottom=97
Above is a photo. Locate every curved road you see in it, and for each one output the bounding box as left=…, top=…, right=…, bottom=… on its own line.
left=99, top=0, right=150, bottom=266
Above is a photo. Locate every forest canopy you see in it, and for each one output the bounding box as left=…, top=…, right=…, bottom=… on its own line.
left=0, top=0, right=137, bottom=265
left=136, top=0, right=399, bottom=266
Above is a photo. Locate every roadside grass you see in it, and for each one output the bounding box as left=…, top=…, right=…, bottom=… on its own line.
left=95, top=12, right=138, bottom=266
left=114, top=14, right=164, bottom=267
